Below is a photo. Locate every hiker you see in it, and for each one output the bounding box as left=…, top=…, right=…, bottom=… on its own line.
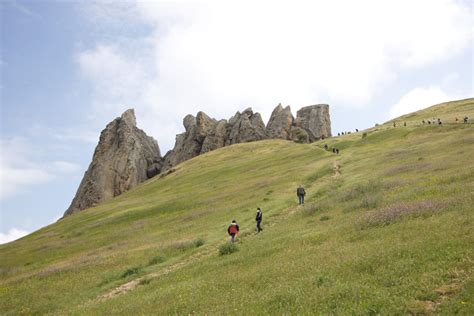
left=256, top=208, right=263, bottom=233
left=464, top=116, right=469, bottom=123
left=393, top=122, right=396, bottom=127
left=337, top=133, right=340, bottom=136
left=336, top=148, right=339, bottom=154
left=355, top=129, right=359, bottom=132
left=227, top=220, right=240, bottom=243
left=297, top=185, right=306, bottom=205
left=324, top=144, right=328, bottom=150
left=332, top=147, right=336, bottom=153
left=428, top=120, right=431, bottom=125
left=438, top=118, right=442, bottom=125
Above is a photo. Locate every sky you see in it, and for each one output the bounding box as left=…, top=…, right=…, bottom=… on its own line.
left=0, top=0, right=472, bottom=243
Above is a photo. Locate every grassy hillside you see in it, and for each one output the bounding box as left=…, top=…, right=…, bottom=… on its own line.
left=1, top=98, right=473, bottom=315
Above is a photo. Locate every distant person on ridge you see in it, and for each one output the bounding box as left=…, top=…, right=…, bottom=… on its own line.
left=464, top=116, right=469, bottom=123
left=297, top=185, right=306, bottom=205
left=256, top=208, right=263, bottom=233
left=227, top=220, right=240, bottom=243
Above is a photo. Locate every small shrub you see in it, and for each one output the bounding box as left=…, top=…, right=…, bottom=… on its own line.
left=148, top=255, right=166, bottom=266
left=219, top=243, right=238, bottom=255
left=320, top=215, right=330, bottom=221
left=314, top=276, right=329, bottom=288
left=139, top=278, right=151, bottom=285
left=121, top=266, right=142, bottom=278
left=362, top=132, right=367, bottom=138
left=194, top=238, right=205, bottom=248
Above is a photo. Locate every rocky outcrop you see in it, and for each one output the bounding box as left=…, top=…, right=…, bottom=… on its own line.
left=64, top=104, right=331, bottom=217
left=63, top=109, right=161, bottom=217
left=226, top=108, right=266, bottom=145
left=162, top=104, right=331, bottom=171
left=293, top=104, right=331, bottom=142
left=265, top=104, right=294, bottom=139
left=162, top=108, right=268, bottom=172
left=162, top=112, right=225, bottom=170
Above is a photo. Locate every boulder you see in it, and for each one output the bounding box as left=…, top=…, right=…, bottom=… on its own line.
left=63, top=109, right=162, bottom=217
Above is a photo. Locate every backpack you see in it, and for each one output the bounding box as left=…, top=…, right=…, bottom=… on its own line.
left=228, top=224, right=238, bottom=235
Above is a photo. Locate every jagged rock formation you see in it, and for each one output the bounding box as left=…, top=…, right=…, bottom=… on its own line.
left=65, top=104, right=331, bottom=216
left=162, top=108, right=268, bottom=171
left=162, top=112, right=226, bottom=170
left=293, top=104, right=331, bottom=142
left=162, top=104, right=330, bottom=172
left=63, top=109, right=161, bottom=217
left=226, top=108, right=266, bottom=145
left=266, top=104, right=294, bottom=139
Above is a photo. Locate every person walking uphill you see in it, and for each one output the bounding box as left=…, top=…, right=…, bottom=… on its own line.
left=256, top=208, right=263, bottom=233
left=297, top=185, right=306, bottom=205
left=227, top=220, right=240, bottom=243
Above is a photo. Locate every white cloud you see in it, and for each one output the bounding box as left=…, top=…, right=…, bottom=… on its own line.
left=77, top=0, right=473, bottom=151
left=51, top=161, right=81, bottom=174
left=0, top=138, right=81, bottom=200
left=389, top=86, right=461, bottom=118
left=0, top=228, right=30, bottom=244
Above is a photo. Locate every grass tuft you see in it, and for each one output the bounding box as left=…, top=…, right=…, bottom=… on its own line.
left=148, top=256, right=166, bottom=266
left=121, top=266, right=142, bottom=279
left=219, top=243, right=238, bottom=256
left=194, top=238, right=205, bottom=248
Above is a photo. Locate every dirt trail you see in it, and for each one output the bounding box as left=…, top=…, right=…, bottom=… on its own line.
left=332, top=161, right=341, bottom=177
left=97, top=247, right=216, bottom=301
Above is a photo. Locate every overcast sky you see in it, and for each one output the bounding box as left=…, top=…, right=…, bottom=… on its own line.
left=1, top=0, right=472, bottom=243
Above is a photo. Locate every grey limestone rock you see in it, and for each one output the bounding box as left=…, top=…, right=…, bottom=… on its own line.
left=265, top=103, right=294, bottom=139
left=293, top=104, right=331, bottom=142
left=226, top=108, right=266, bottom=145
left=63, top=109, right=161, bottom=217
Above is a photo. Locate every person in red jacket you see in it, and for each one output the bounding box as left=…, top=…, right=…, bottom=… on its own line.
left=227, top=220, right=240, bottom=243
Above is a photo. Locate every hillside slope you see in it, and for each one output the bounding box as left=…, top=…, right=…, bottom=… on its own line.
left=1, top=98, right=473, bottom=315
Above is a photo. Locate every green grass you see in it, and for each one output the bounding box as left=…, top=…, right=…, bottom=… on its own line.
left=1, top=98, right=473, bottom=315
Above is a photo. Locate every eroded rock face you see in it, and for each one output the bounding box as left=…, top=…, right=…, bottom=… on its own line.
left=162, top=107, right=268, bottom=171
left=293, top=104, right=331, bottom=142
left=162, top=104, right=331, bottom=170
left=226, top=108, right=266, bottom=145
left=162, top=112, right=221, bottom=170
left=63, top=109, right=161, bottom=217
left=266, top=104, right=294, bottom=139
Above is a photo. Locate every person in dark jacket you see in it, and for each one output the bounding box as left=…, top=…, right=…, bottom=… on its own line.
left=255, top=208, right=263, bottom=233
left=227, top=220, right=240, bottom=243
left=297, top=185, right=306, bottom=205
